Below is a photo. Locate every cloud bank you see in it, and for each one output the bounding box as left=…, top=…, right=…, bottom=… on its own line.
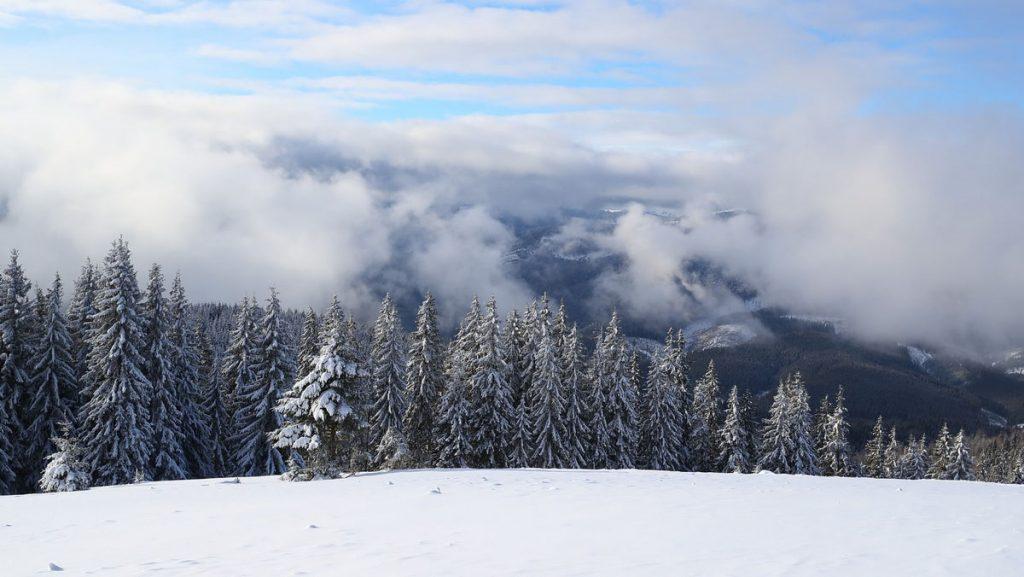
left=0, top=1, right=1022, bottom=352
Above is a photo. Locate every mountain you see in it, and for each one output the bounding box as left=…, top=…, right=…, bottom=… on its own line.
left=499, top=209, right=1024, bottom=443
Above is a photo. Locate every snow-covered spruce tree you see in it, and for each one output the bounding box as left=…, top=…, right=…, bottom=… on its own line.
left=434, top=300, right=480, bottom=468
left=0, top=250, right=33, bottom=490
left=142, top=265, right=187, bottom=481
left=370, top=297, right=405, bottom=465
left=232, top=289, right=291, bottom=477
left=273, top=310, right=367, bottom=474
left=517, top=300, right=540, bottom=410
left=0, top=360, right=15, bottom=494
left=586, top=325, right=611, bottom=469
left=469, top=297, right=514, bottom=468
left=503, top=309, right=531, bottom=468
left=79, top=239, right=153, bottom=486
left=945, top=429, right=975, bottom=481
left=640, top=334, right=687, bottom=471
left=595, top=313, right=639, bottom=469
left=1012, top=452, right=1024, bottom=485
left=374, top=426, right=416, bottom=470
left=168, top=274, right=211, bottom=479
left=435, top=348, right=472, bottom=468
left=757, top=376, right=793, bottom=474
left=739, top=389, right=759, bottom=464
left=818, top=387, right=855, bottom=477
left=788, top=374, right=819, bottom=475
left=320, top=296, right=345, bottom=340
left=898, top=435, right=929, bottom=480
left=718, top=385, right=752, bottom=473
left=220, top=296, right=260, bottom=466
left=194, top=321, right=229, bottom=477
left=688, top=360, right=721, bottom=472
left=928, top=423, right=952, bottom=479
left=561, top=324, right=591, bottom=469
left=863, top=417, right=886, bottom=478
left=757, top=373, right=818, bottom=475
left=882, top=426, right=902, bottom=479
left=67, top=260, right=98, bottom=403
left=529, top=301, right=567, bottom=468
left=402, top=293, right=443, bottom=465
left=813, top=395, right=832, bottom=457
left=25, top=275, right=77, bottom=488
left=370, top=294, right=407, bottom=468
left=296, top=308, right=320, bottom=379
left=39, top=420, right=90, bottom=493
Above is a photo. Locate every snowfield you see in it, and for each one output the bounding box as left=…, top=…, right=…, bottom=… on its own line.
left=3, top=469, right=1023, bottom=576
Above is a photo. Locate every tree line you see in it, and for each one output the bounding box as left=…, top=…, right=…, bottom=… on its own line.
left=0, top=239, right=1019, bottom=494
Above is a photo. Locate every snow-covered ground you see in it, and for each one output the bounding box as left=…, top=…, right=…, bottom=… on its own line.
left=3, top=469, right=1023, bottom=576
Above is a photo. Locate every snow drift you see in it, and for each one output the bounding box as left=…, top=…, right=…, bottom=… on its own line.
left=3, top=469, right=1022, bottom=576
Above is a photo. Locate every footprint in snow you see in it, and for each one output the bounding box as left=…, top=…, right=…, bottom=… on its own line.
left=48, top=562, right=63, bottom=572
left=308, top=524, right=318, bottom=529
left=430, top=487, right=442, bottom=494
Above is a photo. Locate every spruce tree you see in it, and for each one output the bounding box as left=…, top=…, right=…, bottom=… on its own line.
left=898, top=435, right=929, bottom=480
left=596, top=313, right=638, bottom=469
left=168, top=274, right=210, bottom=478
left=758, top=376, right=792, bottom=473
left=194, top=321, right=229, bottom=477
left=470, top=297, right=514, bottom=468
left=688, top=360, right=721, bottom=471
left=813, top=394, right=832, bottom=457
left=561, top=324, right=591, bottom=469
left=818, top=387, right=854, bottom=476
left=519, top=300, right=539, bottom=394
left=296, top=308, right=320, bottom=379
left=370, top=294, right=406, bottom=467
left=928, top=423, right=952, bottom=479
left=25, top=275, right=77, bottom=487
left=640, top=331, right=687, bottom=471
left=529, top=301, right=567, bottom=468
left=503, top=309, right=531, bottom=468
left=142, top=265, right=187, bottom=481
left=586, top=325, right=611, bottom=469
left=882, top=426, right=902, bottom=479
left=274, top=310, right=366, bottom=473
left=0, top=356, right=14, bottom=494
left=403, top=293, right=443, bottom=465
left=788, top=374, right=818, bottom=475
left=718, top=385, right=751, bottom=473
left=1011, top=451, right=1024, bottom=485
left=0, top=250, right=32, bottom=489
left=434, top=300, right=480, bottom=468
left=67, top=260, right=98, bottom=403
left=232, top=289, right=290, bottom=477
left=373, top=426, right=415, bottom=470
left=435, top=347, right=472, bottom=469
left=79, top=239, right=153, bottom=486
left=39, top=420, right=90, bottom=493
left=757, top=373, right=818, bottom=475
left=220, top=297, right=259, bottom=466
left=863, top=417, right=887, bottom=478
left=945, top=429, right=975, bottom=481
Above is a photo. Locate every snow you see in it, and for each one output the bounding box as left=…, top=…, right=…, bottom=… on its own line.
left=3, top=469, right=1024, bottom=576
left=981, top=408, right=1009, bottom=428
left=691, top=323, right=757, bottom=350
left=903, top=345, right=935, bottom=370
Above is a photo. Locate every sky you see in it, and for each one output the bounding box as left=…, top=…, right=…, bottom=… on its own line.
left=0, top=1, right=1022, bottom=351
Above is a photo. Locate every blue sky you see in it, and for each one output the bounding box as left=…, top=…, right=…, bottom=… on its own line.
left=2, top=1, right=1020, bottom=121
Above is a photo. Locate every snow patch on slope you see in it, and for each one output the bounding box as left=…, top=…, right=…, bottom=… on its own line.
left=5, top=470, right=1024, bottom=577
